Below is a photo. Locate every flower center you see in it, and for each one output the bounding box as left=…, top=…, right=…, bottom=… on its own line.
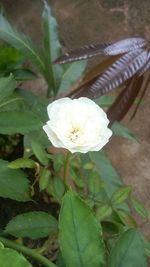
left=68, top=127, right=80, bottom=142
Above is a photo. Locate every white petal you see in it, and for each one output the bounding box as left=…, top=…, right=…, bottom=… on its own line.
left=47, top=98, right=71, bottom=119
left=43, top=124, right=63, bottom=148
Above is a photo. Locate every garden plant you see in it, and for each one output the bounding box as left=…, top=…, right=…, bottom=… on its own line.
left=0, top=1, right=150, bottom=267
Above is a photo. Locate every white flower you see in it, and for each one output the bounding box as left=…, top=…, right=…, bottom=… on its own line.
left=43, top=97, right=112, bottom=153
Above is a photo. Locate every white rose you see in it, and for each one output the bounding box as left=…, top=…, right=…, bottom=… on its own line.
left=43, top=97, right=112, bottom=153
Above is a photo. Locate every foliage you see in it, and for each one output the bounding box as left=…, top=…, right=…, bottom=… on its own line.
left=0, top=2, right=149, bottom=267
left=5, top=211, right=58, bottom=239
left=108, top=229, right=147, bottom=267
left=59, top=191, right=105, bottom=267
left=0, top=159, right=30, bottom=201
left=0, top=247, right=32, bottom=267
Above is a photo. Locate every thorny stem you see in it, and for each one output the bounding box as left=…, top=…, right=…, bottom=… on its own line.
left=0, top=237, right=57, bottom=267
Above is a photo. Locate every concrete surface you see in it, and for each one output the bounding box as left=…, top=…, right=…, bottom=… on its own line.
left=1, top=0, right=150, bottom=236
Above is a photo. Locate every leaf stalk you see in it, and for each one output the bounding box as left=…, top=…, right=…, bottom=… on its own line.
left=0, top=236, right=57, bottom=267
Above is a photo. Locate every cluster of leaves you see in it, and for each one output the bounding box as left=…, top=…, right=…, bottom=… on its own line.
left=0, top=1, right=149, bottom=267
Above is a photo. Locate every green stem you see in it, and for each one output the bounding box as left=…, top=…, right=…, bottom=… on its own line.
left=37, top=234, right=57, bottom=255
left=0, top=237, right=57, bottom=267
left=63, top=152, right=71, bottom=184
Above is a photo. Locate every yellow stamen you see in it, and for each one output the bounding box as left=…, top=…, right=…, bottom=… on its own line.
left=68, top=128, right=80, bottom=142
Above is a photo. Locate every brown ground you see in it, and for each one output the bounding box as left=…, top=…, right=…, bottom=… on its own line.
left=1, top=0, right=150, bottom=238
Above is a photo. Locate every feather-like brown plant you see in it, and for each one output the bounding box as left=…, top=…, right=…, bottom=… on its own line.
left=55, top=37, right=150, bottom=124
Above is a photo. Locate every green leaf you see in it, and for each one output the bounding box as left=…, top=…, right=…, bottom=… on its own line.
left=31, top=140, right=49, bottom=165
left=0, top=93, right=25, bottom=112
left=131, top=196, right=148, bottom=219
left=115, top=209, right=137, bottom=227
left=59, top=190, right=105, bottom=267
left=87, top=171, right=104, bottom=196
left=23, top=130, right=50, bottom=159
left=0, top=243, right=4, bottom=249
left=101, top=221, right=124, bottom=236
left=108, top=229, right=148, bottom=267
left=144, top=238, right=150, bottom=258
left=83, top=162, right=94, bottom=170
left=0, top=159, right=30, bottom=201
left=17, top=88, right=49, bottom=122
left=0, top=247, right=32, bottom=267
left=0, top=14, right=45, bottom=73
left=46, top=176, right=65, bottom=202
left=39, top=168, right=51, bottom=191
left=87, top=171, right=109, bottom=204
left=42, top=1, right=63, bottom=92
left=0, top=111, right=42, bottom=134
left=17, top=87, right=39, bottom=106
left=53, top=153, right=64, bottom=172
left=89, top=150, right=122, bottom=197
left=87, top=152, right=129, bottom=211
left=69, top=167, right=84, bottom=188
left=111, top=121, right=139, bottom=142
left=8, top=158, right=37, bottom=169
left=0, top=46, right=23, bottom=72
left=111, top=186, right=132, bottom=205
left=53, top=176, right=65, bottom=201
left=95, top=95, right=116, bottom=107
left=42, top=1, right=61, bottom=63
left=12, top=69, right=37, bottom=81
left=95, top=204, right=112, bottom=221
left=0, top=75, right=16, bottom=102
left=5, top=211, right=58, bottom=239
left=96, top=96, right=143, bottom=108
left=57, top=251, right=66, bottom=267
left=58, top=61, right=87, bottom=93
